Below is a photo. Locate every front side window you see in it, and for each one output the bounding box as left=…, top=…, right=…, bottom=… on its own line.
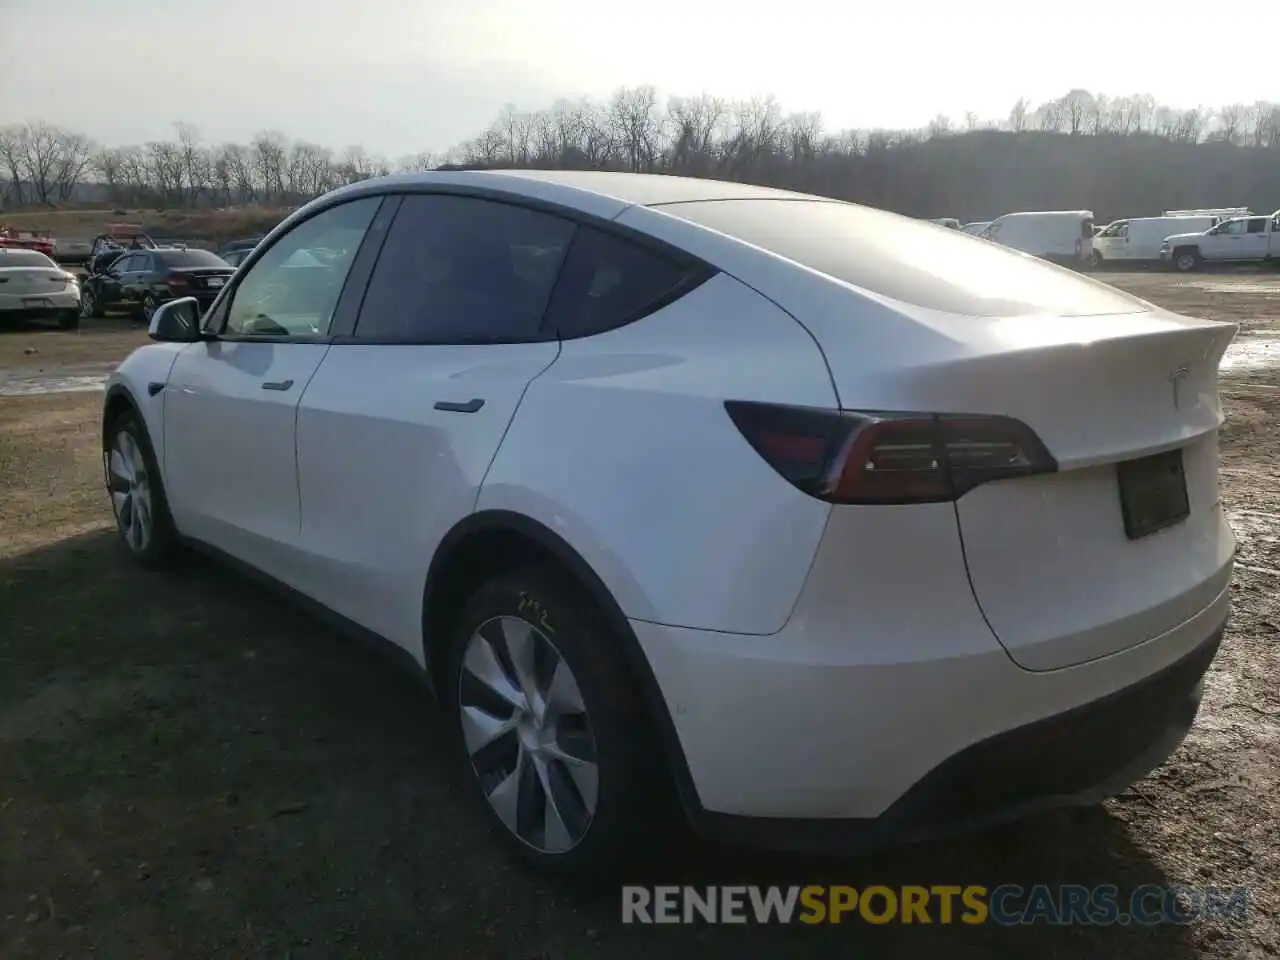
left=354, top=194, right=576, bottom=342
left=224, top=196, right=380, bottom=338
left=111, top=254, right=138, bottom=274
left=1218, top=220, right=1246, bottom=236
left=542, top=226, right=702, bottom=339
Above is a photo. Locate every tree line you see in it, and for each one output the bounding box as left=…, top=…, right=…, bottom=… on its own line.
left=4, top=88, right=1280, bottom=222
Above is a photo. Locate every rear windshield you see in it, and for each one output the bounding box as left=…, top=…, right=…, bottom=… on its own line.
left=0, top=249, right=56, bottom=268
left=156, top=249, right=229, bottom=268
left=659, top=199, right=1147, bottom=317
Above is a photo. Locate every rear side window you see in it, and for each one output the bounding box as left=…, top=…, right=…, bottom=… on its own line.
left=158, top=249, right=229, bottom=268
left=355, top=194, right=576, bottom=342
left=661, top=200, right=1148, bottom=317
left=1246, top=218, right=1268, bottom=234
left=543, top=226, right=701, bottom=339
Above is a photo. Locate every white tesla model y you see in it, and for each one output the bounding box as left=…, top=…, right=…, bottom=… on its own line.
left=102, top=170, right=1236, bottom=876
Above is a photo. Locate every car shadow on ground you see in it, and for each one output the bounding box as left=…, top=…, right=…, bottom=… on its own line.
left=0, top=530, right=1204, bottom=959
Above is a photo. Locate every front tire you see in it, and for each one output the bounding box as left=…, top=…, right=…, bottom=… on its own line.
left=140, top=293, right=159, bottom=323
left=105, top=409, right=180, bottom=567
left=1173, top=248, right=1201, bottom=272
left=81, top=286, right=103, bottom=319
left=444, top=566, right=673, bottom=879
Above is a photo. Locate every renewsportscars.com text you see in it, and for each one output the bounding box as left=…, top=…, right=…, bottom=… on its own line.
left=621, top=884, right=1250, bottom=926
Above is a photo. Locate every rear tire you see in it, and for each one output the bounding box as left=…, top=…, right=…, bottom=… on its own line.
left=443, top=565, right=675, bottom=880
left=140, top=293, right=159, bottom=323
left=104, top=408, right=180, bottom=568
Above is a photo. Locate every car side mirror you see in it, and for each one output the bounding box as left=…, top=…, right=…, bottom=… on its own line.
left=148, top=297, right=204, bottom=343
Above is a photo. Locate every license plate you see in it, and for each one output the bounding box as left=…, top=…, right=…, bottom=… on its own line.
left=207, top=277, right=225, bottom=288
left=1116, top=449, right=1190, bottom=540
left=22, top=297, right=53, bottom=308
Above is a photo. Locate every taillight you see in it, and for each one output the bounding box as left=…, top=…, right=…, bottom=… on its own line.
left=724, top=401, right=1057, bottom=505
left=165, top=274, right=189, bottom=290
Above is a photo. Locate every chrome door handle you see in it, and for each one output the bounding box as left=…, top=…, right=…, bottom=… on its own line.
left=261, top=379, right=294, bottom=391
left=434, top=398, right=485, bottom=413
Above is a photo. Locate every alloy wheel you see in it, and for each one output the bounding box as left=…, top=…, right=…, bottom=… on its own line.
left=457, top=615, right=599, bottom=854
left=80, top=289, right=95, bottom=318
left=1176, top=253, right=1196, bottom=272
left=107, top=429, right=153, bottom=553
left=142, top=295, right=158, bottom=322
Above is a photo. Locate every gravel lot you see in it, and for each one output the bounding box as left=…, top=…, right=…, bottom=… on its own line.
left=0, top=272, right=1277, bottom=958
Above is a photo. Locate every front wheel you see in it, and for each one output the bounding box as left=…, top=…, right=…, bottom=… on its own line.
left=140, top=293, right=160, bottom=323
left=80, top=286, right=103, bottom=319
left=1173, top=248, right=1201, bottom=273
left=105, top=409, right=180, bottom=566
left=445, top=567, right=675, bottom=879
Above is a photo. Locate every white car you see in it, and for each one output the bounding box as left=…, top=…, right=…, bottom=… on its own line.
left=102, top=170, right=1236, bottom=877
left=0, top=248, right=81, bottom=329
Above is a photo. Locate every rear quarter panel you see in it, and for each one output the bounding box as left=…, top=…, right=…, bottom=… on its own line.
left=478, top=272, right=838, bottom=635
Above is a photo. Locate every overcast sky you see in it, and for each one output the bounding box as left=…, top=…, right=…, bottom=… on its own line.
left=2, top=0, right=1274, bottom=157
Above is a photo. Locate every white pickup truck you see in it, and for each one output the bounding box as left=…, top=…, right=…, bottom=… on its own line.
left=1160, top=212, right=1280, bottom=271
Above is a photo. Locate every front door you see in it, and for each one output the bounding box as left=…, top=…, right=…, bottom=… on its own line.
left=96, top=253, right=137, bottom=312
left=161, top=195, right=384, bottom=580
left=1202, top=219, right=1247, bottom=261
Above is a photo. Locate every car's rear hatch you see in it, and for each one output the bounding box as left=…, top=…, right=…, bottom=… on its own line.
left=650, top=198, right=1238, bottom=671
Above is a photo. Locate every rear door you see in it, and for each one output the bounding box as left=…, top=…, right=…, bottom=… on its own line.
left=292, top=192, right=577, bottom=652
left=1239, top=217, right=1272, bottom=260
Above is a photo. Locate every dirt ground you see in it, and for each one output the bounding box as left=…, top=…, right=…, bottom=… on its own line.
left=0, top=272, right=1277, bottom=958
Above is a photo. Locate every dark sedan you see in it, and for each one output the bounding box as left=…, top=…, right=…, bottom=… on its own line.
left=81, top=248, right=234, bottom=322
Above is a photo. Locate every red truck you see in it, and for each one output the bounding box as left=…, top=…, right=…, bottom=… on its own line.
left=0, top=226, right=56, bottom=258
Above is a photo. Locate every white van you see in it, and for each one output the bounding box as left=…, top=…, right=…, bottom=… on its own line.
left=979, top=211, right=1094, bottom=267
left=1091, top=216, right=1217, bottom=266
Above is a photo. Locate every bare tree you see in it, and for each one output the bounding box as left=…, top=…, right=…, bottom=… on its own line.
left=1008, top=97, right=1029, bottom=133
left=1217, top=104, right=1246, bottom=144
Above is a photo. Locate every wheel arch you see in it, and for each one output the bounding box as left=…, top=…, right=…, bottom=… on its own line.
left=421, top=509, right=703, bottom=816
left=102, top=382, right=141, bottom=448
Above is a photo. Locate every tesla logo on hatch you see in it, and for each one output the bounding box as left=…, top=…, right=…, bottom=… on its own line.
left=1169, top=366, right=1190, bottom=410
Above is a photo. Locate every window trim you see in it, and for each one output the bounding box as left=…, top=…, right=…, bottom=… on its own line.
left=333, top=186, right=715, bottom=346
left=111, top=254, right=137, bottom=274
left=539, top=223, right=714, bottom=342
left=202, top=194, right=396, bottom=345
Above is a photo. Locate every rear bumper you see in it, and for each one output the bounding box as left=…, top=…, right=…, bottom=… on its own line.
left=0, top=290, right=80, bottom=314
left=633, top=580, right=1230, bottom=854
